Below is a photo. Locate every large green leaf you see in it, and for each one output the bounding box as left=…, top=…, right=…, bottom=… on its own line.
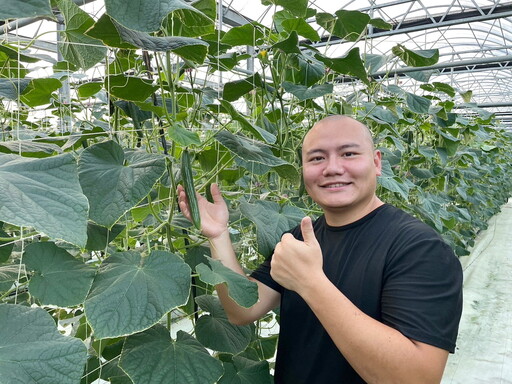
left=460, top=89, right=473, bottom=103
left=190, top=0, right=216, bottom=20
left=109, top=18, right=209, bottom=63
left=116, top=100, right=153, bottom=130
left=326, top=10, right=371, bottom=41
left=377, top=160, right=410, bottom=200
left=24, top=242, right=96, bottom=307
left=84, top=250, right=191, bottom=339
left=195, top=295, right=253, bottom=353
left=209, top=52, right=249, bottom=72
left=363, top=53, right=388, bottom=74
left=0, top=304, right=87, bottom=384
left=0, top=0, right=53, bottom=20
left=262, top=0, right=308, bottom=17
left=165, top=0, right=216, bottom=38
left=214, top=130, right=287, bottom=168
left=119, top=326, right=223, bottom=384
left=222, top=73, right=267, bottom=101
left=0, top=140, right=62, bottom=158
left=0, top=45, right=42, bottom=64
left=272, top=10, right=293, bottom=34
left=167, top=122, right=202, bottom=147
left=282, top=82, right=333, bottom=100
left=315, top=48, right=369, bottom=85
left=85, top=222, right=125, bottom=251
left=77, top=81, right=103, bottom=98
left=392, top=44, right=439, bottom=67
left=249, top=335, right=278, bottom=360
left=0, top=58, right=29, bottom=79
left=105, top=0, right=200, bottom=32
left=0, top=153, right=88, bottom=247
left=272, top=30, right=301, bottom=54
left=85, top=14, right=137, bottom=49
left=420, top=81, right=456, bottom=97
left=239, top=200, right=304, bottom=258
left=54, top=0, right=107, bottom=70
left=0, top=265, right=19, bottom=292
left=20, top=78, right=62, bottom=107
left=215, top=130, right=298, bottom=181
left=78, top=140, right=166, bottom=228
left=410, top=167, right=435, bottom=179
left=284, top=52, right=325, bottom=87
left=405, top=92, right=431, bottom=114
left=281, top=18, right=320, bottom=41
left=359, top=102, right=399, bottom=125
left=219, top=356, right=272, bottom=384
left=0, top=78, right=31, bottom=100
left=98, top=357, right=132, bottom=384
left=370, top=17, right=392, bottom=30
left=196, top=258, right=258, bottom=308
left=215, top=100, right=276, bottom=144
left=315, top=12, right=336, bottom=35
left=0, top=228, right=14, bottom=263
left=221, top=23, right=265, bottom=46
left=406, top=69, right=437, bottom=82
left=105, top=74, right=157, bottom=102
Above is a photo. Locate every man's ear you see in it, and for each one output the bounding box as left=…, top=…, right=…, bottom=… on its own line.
left=374, top=150, right=382, bottom=176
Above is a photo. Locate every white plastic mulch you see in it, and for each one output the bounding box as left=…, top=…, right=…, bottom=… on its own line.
left=442, top=199, right=512, bottom=384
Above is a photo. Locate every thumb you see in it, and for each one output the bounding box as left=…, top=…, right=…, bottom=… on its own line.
left=300, top=216, right=318, bottom=245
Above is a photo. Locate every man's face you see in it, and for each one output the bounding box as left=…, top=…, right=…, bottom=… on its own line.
left=302, top=118, right=382, bottom=220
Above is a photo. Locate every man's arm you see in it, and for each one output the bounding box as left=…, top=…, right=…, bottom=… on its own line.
left=299, top=273, right=448, bottom=384
left=178, top=183, right=280, bottom=325
left=270, top=216, right=449, bottom=384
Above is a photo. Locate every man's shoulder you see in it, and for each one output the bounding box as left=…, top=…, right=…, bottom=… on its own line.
left=377, top=205, right=457, bottom=260
left=378, top=204, right=433, bottom=228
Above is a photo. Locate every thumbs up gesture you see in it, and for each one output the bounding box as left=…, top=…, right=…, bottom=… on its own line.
left=270, top=216, right=325, bottom=295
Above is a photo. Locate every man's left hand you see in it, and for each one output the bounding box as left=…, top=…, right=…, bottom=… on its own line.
left=270, top=216, right=325, bottom=294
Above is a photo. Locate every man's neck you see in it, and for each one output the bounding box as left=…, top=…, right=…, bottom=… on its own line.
left=323, top=196, right=384, bottom=227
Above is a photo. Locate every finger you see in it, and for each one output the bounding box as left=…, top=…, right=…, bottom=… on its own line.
left=177, top=186, right=188, bottom=205
left=210, top=183, right=224, bottom=204
left=280, top=233, right=295, bottom=244
left=178, top=197, right=190, bottom=218
left=300, top=216, right=318, bottom=245
left=178, top=185, right=191, bottom=202
left=177, top=186, right=191, bottom=216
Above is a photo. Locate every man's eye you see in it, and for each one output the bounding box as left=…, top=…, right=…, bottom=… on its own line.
left=343, top=152, right=355, bottom=157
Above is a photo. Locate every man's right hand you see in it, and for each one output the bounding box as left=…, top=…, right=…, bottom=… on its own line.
left=177, top=183, right=229, bottom=239
left=179, top=182, right=281, bottom=325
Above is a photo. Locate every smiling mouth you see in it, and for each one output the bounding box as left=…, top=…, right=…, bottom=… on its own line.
left=323, top=182, right=351, bottom=188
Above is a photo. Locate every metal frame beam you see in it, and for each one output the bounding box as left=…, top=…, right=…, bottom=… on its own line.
left=371, top=4, right=512, bottom=37
left=371, top=55, right=512, bottom=77
left=310, top=3, right=512, bottom=47
left=0, top=0, right=99, bottom=35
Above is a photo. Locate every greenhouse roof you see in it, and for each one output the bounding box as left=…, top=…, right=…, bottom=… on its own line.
left=2, top=0, right=512, bottom=127
left=231, top=0, right=512, bottom=126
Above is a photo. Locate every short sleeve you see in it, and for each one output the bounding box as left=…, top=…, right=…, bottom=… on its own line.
left=381, top=234, right=463, bottom=352
left=249, top=224, right=305, bottom=294
left=250, top=255, right=283, bottom=293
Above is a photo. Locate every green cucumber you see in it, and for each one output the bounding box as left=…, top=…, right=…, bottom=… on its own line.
left=181, top=149, right=201, bottom=230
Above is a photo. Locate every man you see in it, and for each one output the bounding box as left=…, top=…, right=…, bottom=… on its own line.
left=178, top=115, right=463, bottom=383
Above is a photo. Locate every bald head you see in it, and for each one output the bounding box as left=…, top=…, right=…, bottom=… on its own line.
left=303, top=115, right=375, bottom=152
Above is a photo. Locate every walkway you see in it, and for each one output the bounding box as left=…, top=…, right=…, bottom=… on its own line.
left=442, top=199, right=512, bottom=383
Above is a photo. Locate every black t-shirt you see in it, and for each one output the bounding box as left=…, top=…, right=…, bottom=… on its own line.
left=250, top=204, right=463, bottom=384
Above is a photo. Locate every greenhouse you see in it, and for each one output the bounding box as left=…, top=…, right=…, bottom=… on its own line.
left=0, top=0, right=511, bottom=383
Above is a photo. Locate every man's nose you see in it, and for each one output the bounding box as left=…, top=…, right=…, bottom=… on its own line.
left=323, top=156, right=344, bottom=176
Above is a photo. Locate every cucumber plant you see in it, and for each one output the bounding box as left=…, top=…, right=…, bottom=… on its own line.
left=0, top=0, right=511, bottom=383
